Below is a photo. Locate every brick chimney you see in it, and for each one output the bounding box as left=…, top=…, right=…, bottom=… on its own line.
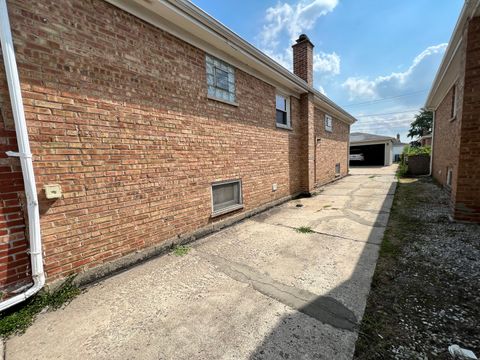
left=292, top=34, right=314, bottom=86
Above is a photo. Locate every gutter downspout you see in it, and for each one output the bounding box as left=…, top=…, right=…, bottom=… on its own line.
left=0, top=0, right=45, bottom=311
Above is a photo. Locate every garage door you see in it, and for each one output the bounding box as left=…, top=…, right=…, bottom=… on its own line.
left=350, top=144, right=385, bottom=166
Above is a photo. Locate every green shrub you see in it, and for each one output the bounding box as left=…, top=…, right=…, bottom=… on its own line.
left=403, top=145, right=431, bottom=156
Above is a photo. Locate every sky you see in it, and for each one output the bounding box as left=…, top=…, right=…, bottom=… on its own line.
left=191, top=0, right=464, bottom=143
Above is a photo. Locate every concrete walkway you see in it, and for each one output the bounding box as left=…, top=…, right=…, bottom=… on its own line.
left=6, top=165, right=397, bottom=360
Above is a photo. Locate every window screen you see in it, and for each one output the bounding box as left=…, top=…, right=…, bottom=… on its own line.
left=212, top=180, right=242, bottom=214
left=325, top=115, right=333, bottom=132
left=451, top=85, right=457, bottom=118
left=447, top=168, right=453, bottom=187
left=276, top=94, right=290, bottom=127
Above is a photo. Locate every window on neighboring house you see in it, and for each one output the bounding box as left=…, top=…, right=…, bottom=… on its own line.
left=451, top=85, right=457, bottom=119
left=335, top=163, right=341, bottom=176
left=211, top=180, right=243, bottom=216
left=325, top=114, right=333, bottom=132
left=446, top=168, right=453, bottom=187
left=275, top=94, right=291, bottom=128
left=206, top=54, right=236, bottom=103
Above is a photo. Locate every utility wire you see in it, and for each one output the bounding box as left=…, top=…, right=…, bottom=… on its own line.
left=354, top=109, right=419, bottom=117
left=342, top=89, right=429, bottom=107
left=354, top=117, right=414, bottom=124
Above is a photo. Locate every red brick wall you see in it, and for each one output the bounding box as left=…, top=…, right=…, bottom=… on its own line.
left=314, top=108, right=350, bottom=186
left=432, top=83, right=463, bottom=197
left=455, top=16, right=480, bottom=222
left=0, top=0, right=329, bottom=287
left=0, top=73, right=30, bottom=291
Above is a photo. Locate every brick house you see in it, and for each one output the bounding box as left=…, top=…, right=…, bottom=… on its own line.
left=425, top=0, right=480, bottom=223
left=0, top=0, right=355, bottom=308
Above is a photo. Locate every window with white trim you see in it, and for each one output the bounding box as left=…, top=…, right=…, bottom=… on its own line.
left=275, top=94, right=291, bottom=128
left=451, top=85, right=457, bottom=119
left=211, top=180, right=242, bottom=215
left=446, top=167, right=453, bottom=187
left=335, top=163, right=341, bottom=176
left=206, top=55, right=236, bottom=103
left=325, top=114, right=333, bottom=132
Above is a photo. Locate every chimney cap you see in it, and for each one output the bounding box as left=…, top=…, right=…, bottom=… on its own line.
left=293, top=34, right=314, bottom=47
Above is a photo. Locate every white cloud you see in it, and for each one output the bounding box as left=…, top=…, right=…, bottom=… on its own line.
left=343, top=43, right=448, bottom=100
left=314, top=52, right=340, bottom=75
left=317, top=85, right=327, bottom=95
left=258, top=0, right=341, bottom=79
left=260, top=0, right=339, bottom=47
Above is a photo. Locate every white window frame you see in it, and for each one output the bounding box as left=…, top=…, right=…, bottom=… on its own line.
left=275, top=93, right=291, bottom=129
left=325, top=114, right=333, bottom=132
left=335, top=163, right=341, bottom=176
left=446, top=167, right=453, bottom=187
left=206, top=54, right=237, bottom=105
left=211, top=179, right=243, bottom=217
left=451, top=84, right=457, bottom=120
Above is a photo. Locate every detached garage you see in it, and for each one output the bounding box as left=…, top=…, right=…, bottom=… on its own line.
left=349, top=133, right=394, bottom=166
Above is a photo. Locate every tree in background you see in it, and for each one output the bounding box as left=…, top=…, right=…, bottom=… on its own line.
left=408, top=108, right=433, bottom=139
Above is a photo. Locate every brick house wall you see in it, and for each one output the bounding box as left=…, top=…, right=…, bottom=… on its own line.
left=432, top=84, right=463, bottom=199
left=0, top=90, right=30, bottom=291
left=455, top=16, right=480, bottom=222
left=432, top=15, right=480, bottom=223
left=0, top=0, right=351, bottom=291
left=314, top=108, right=349, bottom=185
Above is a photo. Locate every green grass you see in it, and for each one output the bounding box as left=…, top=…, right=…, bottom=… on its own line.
left=295, top=226, right=314, bottom=234
left=0, top=276, right=80, bottom=337
left=396, top=163, right=408, bottom=178
left=172, top=245, right=190, bottom=256
left=354, top=178, right=431, bottom=359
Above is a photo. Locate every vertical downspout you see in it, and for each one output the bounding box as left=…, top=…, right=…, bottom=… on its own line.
left=429, top=110, right=435, bottom=176
left=0, top=0, right=45, bottom=311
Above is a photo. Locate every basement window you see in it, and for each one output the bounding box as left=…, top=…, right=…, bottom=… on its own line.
left=211, top=180, right=243, bottom=216
left=275, top=93, right=291, bottom=129
left=335, top=163, right=341, bottom=176
left=325, top=114, right=333, bottom=132
left=206, top=54, right=236, bottom=104
left=446, top=168, right=453, bottom=187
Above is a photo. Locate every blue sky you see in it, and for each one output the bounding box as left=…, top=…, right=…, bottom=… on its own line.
left=191, top=0, right=463, bottom=142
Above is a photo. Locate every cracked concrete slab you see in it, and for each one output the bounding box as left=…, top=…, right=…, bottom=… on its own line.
left=198, top=251, right=358, bottom=331
left=6, top=165, right=397, bottom=360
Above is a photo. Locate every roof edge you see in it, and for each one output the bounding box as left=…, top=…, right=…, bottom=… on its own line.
left=105, top=0, right=356, bottom=125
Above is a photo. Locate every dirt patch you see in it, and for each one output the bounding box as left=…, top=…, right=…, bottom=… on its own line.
left=354, top=177, right=480, bottom=359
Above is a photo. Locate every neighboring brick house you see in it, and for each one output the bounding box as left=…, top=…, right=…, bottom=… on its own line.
left=0, top=0, right=355, bottom=302
left=425, top=0, right=480, bottom=223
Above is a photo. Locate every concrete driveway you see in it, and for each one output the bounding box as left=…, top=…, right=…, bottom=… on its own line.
left=6, top=165, right=397, bottom=360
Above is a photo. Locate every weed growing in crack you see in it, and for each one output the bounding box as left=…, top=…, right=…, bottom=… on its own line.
left=295, top=226, right=314, bottom=234
left=0, top=276, right=80, bottom=337
left=172, top=245, right=190, bottom=256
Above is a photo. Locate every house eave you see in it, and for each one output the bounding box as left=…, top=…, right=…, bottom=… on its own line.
left=425, top=0, right=480, bottom=110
